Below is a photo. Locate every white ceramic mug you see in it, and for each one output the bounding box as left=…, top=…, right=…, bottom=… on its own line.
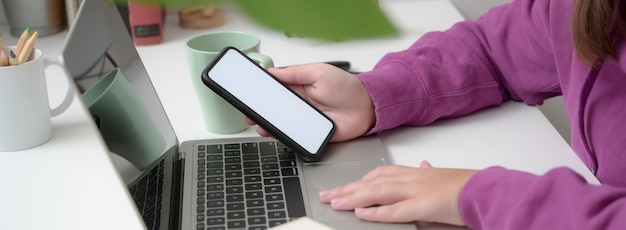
left=0, top=47, right=74, bottom=151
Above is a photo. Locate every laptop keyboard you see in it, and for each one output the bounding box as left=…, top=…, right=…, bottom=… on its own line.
left=196, top=140, right=306, bottom=230
left=129, top=159, right=165, bottom=230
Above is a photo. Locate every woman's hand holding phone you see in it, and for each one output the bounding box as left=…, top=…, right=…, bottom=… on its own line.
left=249, top=63, right=376, bottom=143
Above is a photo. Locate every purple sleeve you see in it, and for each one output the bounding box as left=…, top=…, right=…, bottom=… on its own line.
left=356, top=0, right=564, bottom=134
left=461, top=167, right=626, bottom=229
left=354, top=0, right=626, bottom=227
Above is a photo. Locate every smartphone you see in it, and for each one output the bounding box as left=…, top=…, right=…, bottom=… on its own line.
left=201, top=47, right=336, bottom=161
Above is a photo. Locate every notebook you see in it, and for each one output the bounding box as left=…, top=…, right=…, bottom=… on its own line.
left=60, top=0, right=414, bottom=229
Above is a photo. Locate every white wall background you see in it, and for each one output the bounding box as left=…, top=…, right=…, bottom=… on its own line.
left=451, top=0, right=510, bottom=19
left=450, top=0, right=571, bottom=145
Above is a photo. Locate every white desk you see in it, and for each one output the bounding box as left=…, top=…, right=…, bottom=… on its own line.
left=0, top=0, right=598, bottom=229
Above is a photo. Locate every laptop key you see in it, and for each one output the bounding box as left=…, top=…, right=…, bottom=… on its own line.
left=248, top=217, right=267, bottom=225
left=225, top=164, right=242, bottom=171
left=225, top=157, right=241, bottom=164
left=206, top=227, right=225, bottom=230
left=263, top=178, right=280, bottom=185
left=207, top=227, right=225, bottom=230
left=266, top=202, right=284, bottom=210
left=227, top=202, right=245, bottom=211
left=242, top=142, right=258, bottom=153
left=228, top=220, right=246, bottom=228
left=283, top=177, right=306, bottom=218
left=262, top=163, right=279, bottom=170
left=206, top=144, right=223, bottom=154
left=206, top=176, right=224, bottom=183
left=261, top=156, right=277, bottom=163
left=278, top=152, right=296, bottom=160
left=197, top=205, right=205, bottom=213
left=263, top=171, right=280, bottom=177
left=266, top=194, right=283, bottom=202
left=207, top=155, right=223, bottom=161
left=281, top=168, right=298, bottom=176
left=246, top=199, right=264, bottom=207
left=207, top=169, right=224, bottom=175
left=226, top=179, right=243, bottom=186
left=206, top=184, right=224, bottom=191
left=207, top=162, right=223, bottom=168
left=244, top=168, right=261, bottom=175
left=279, top=160, right=297, bottom=167
left=246, top=191, right=263, bottom=199
left=247, top=207, right=265, bottom=216
left=245, top=183, right=262, bottom=191
left=206, top=208, right=225, bottom=216
left=206, top=191, right=224, bottom=200
left=206, top=217, right=225, bottom=225
left=227, top=194, right=244, bottom=202
left=268, top=211, right=286, bottom=219
left=245, top=176, right=262, bottom=183
left=243, top=154, right=260, bottom=161
left=224, top=143, right=240, bottom=149
left=269, top=220, right=288, bottom=227
left=259, top=142, right=277, bottom=155
left=225, top=186, right=244, bottom=194
left=227, top=211, right=245, bottom=219
left=243, top=161, right=260, bottom=168
left=207, top=200, right=224, bottom=208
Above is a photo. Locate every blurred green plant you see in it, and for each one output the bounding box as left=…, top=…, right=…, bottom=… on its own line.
left=117, top=0, right=397, bottom=41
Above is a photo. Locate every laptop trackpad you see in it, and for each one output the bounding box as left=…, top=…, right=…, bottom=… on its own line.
left=301, top=160, right=385, bottom=222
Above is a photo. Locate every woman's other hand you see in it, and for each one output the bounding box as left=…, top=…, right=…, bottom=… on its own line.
left=319, top=161, right=477, bottom=226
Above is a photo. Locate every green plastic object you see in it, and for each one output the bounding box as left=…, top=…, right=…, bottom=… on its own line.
left=114, top=0, right=397, bottom=41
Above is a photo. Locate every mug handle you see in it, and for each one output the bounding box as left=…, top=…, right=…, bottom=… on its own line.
left=247, top=52, right=274, bottom=69
left=44, top=58, right=75, bottom=117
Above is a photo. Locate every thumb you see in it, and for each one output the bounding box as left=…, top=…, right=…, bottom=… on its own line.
left=268, top=65, right=322, bottom=86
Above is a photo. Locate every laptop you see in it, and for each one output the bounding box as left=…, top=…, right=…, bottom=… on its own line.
left=60, top=0, right=414, bottom=229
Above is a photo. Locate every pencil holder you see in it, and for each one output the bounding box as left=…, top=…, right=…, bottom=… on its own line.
left=0, top=47, right=74, bottom=151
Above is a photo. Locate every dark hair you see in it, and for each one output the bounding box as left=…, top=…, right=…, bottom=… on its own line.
left=573, top=0, right=626, bottom=66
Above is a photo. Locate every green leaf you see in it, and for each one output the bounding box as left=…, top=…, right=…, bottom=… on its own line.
left=115, top=0, right=397, bottom=41
left=234, top=0, right=397, bottom=41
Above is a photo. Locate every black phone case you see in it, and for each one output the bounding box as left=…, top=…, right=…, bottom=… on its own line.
left=200, top=46, right=335, bottom=162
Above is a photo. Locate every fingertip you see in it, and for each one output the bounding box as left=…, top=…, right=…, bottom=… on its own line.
left=330, top=198, right=346, bottom=209
left=256, top=126, right=270, bottom=137
left=319, top=190, right=333, bottom=203
left=420, top=160, right=433, bottom=168
left=267, top=67, right=281, bottom=74
left=354, top=207, right=376, bottom=221
left=244, top=117, right=256, bottom=125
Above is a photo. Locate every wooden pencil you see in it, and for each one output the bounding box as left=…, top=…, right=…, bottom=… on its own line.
left=9, top=50, right=19, bottom=66
left=0, top=50, right=8, bottom=67
left=15, top=27, right=31, bottom=56
left=18, top=31, right=38, bottom=64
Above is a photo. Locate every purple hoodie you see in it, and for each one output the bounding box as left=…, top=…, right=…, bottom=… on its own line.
left=356, top=0, right=626, bottom=228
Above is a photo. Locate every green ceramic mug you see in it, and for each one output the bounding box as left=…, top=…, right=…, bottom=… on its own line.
left=82, top=68, right=166, bottom=169
left=186, top=31, right=274, bottom=134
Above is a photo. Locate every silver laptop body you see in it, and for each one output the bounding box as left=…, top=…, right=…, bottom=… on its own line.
left=61, top=0, right=414, bottom=229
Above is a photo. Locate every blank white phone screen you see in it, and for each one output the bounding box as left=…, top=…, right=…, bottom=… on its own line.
left=208, top=49, right=334, bottom=154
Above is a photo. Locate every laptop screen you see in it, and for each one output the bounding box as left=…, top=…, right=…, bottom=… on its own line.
left=61, top=0, right=178, bottom=170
